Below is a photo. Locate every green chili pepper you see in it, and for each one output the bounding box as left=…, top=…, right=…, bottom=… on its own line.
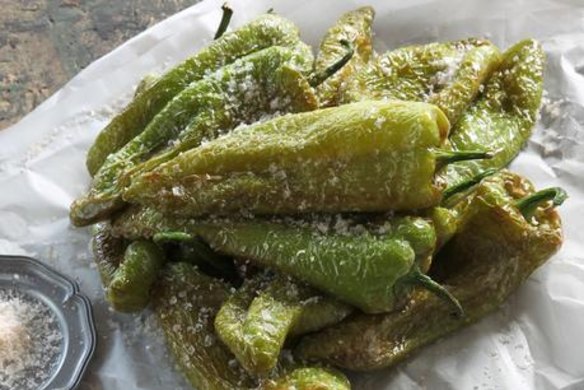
left=214, top=273, right=352, bottom=375
left=110, top=205, right=171, bottom=240
left=90, top=222, right=126, bottom=287
left=263, top=367, right=350, bottom=390
left=341, top=39, right=502, bottom=125
left=314, top=6, right=375, bottom=107
left=156, top=263, right=352, bottom=389
left=439, top=39, right=545, bottom=187
left=294, top=171, right=564, bottom=371
left=106, top=240, right=166, bottom=312
left=154, top=262, right=257, bottom=390
left=191, top=216, right=461, bottom=314
left=86, top=13, right=306, bottom=176
left=71, top=45, right=317, bottom=226
left=124, top=100, right=492, bottom=217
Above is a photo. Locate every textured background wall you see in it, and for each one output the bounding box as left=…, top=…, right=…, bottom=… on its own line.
left=0, top=0, right=200, bottom=129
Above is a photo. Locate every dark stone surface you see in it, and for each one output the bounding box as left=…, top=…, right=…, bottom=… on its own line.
left=0, top=0, right=200, bottom=129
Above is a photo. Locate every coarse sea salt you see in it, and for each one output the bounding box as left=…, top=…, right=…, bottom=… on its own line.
left=0, top=289, right=63, bottom=390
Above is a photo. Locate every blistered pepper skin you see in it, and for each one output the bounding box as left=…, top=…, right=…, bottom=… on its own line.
left=90, top=222, right=126, bottom=287
left=71, top=45, right=317, bottom=227
left=86, top=13, right=305, bottom=176
left=341, top=39, right=501, bottom=125
left=214, top=274, right=352, bottom=375
left=440, top=39, right=545, bottom=187
left=315, top=6, right=375, bottom=107
left=154, top=263, right=256, bottom=390
left=215, top=275, right=301, bottom=376
left=106, top=240, right=166, bottom=312
left=192, top=217, right=438, bottom=314
left=294, top=171, right=563, bottom=371
left=263, top=367, right=351, bottom=390
left=124, top=101, right=450, bottom=217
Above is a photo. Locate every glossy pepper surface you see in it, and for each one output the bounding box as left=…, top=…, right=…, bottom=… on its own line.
left=294, top=171, right=564, bottom=371
left=123, top=100, right=468, bottom=217
left=341, top=39, right=501, bottom=125
left=106, top=240, right=166, bottom=312
left=86, top=13, right=305, bottom=176
left=439, top=39, right=545, bottom=187
left=263, top=367, right=350, bottom=390
left=190, top=216, right=456, bottom=314
left=314, top=6, right=375, bottom=107
left=154, top=262, right=256, bottom=390
left=214, top=273, right=352, bottom=375
left=71, top=45, right=317, bottom=227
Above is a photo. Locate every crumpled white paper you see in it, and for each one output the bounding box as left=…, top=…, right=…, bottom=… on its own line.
left=1, top=0, right=584, bottom=388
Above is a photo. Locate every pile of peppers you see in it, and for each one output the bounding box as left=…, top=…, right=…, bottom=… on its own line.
left=71, top=5, right=566, bottom=390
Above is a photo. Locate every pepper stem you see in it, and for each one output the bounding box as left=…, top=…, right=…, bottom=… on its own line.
left=153, top=231, right=193, bottom=243
left=434, top=149, right=493, bottom=166
left=214, top=3, right=233, bottom=40
left=442, top=168, right=498, bottom=202
left=308, top=40, right=354, bottom=87
left=515, top=187, right=567, bottom=220
left=409, top=269, right=464, bottom=317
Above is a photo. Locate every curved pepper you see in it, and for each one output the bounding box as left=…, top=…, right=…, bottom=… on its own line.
left=314, top=6, right=375, bottom=107
left=294, top=171, right=564, bottom=371
left=86, top=13, right=305, bottom=176
left=214, top=273, right=352, bottom=375
left=90, top=222, right=126, bottom=287
left=71, top=45, right=317, bottom=226
left=106, top=240, right=166, bottom=312
left=263, top=367, right=350, bottom=390
left=439, top=39, right=545, bottom=187
left=124, top=101, right=491, bottom=217
left=191, top=216, right=461, bottom=314
left=154, top=262, right=257, bottom=390
left=156, top=263, right=353, bottom=389
left=341, top=39, right=502, bottom=125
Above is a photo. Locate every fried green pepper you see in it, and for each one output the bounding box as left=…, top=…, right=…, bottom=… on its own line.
left=439, top=39, right=545, bottom=187
left=106, top=240, right=166, bottom=312
left=192, top=216, right=461, bottom=314
left=124, top=100, right=492, bottom=217
left=314, top=6, right=375, bottom=107
left=90, top=222, right=126, bottom=287
left=341, top=39, right=501, bottom=125
left=86, top=13, right=306, bottom=176
left=71, top=45, right=317, bottom=226
left=154, top=262, right=257, bottom=390
left=214, top=274, right=352, bottom=375
left=294, top=171, right=564, bottom=371
left=263, top=367, right=350, bottom=390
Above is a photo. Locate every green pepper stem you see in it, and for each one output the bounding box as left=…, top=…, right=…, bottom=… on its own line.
left=442, top=168, right=498, bottom=202
left=153, top=232, right=193, bottom=243
left=515, top=187, right=567, bottom=219
left=410, top=270, right=464, bottom=317
left=309, top=40, right=354, bottom=87
left=434, top=149, right=493, bottom=165
left=214, top=3, right=233, bottom=40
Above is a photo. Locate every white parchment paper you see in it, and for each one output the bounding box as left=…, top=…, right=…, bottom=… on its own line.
left=1, top=0, right=584, bottom=389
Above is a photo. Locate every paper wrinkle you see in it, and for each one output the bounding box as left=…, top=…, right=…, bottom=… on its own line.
left=1, top=0, right=584, bottom=388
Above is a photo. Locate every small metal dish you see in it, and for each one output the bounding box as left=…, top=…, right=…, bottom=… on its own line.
left=0, top=255, right=96, bottom=390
